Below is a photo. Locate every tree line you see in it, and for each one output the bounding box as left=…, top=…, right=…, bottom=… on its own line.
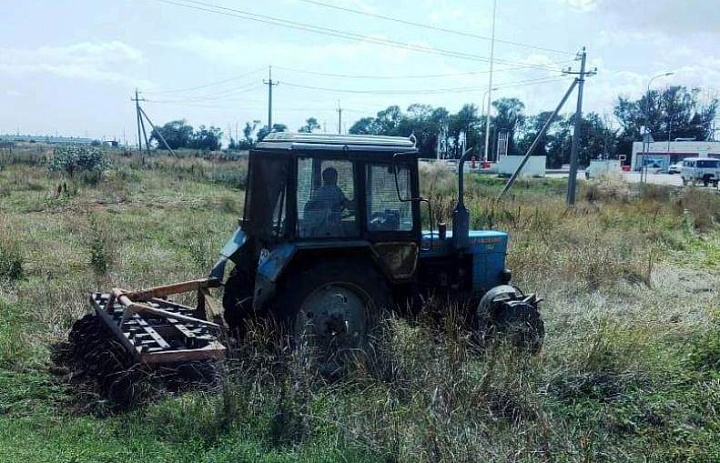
left=150, top=85, right=717, bottom=167
left=150, top=122, right=224, bottom=151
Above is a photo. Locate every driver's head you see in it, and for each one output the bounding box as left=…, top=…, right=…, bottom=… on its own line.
left=322, top=167, right=338, bottom=186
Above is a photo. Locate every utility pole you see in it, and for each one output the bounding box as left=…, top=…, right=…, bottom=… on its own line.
left=498, top=78, right=579, bottom=200
left=131, top=89, right=151, bottom=154
left=483, top=0, right=498, bottom=162
left=337, top=101, right=343, bottom=134
left=565, top=47, right=596, bottom=206
left=132, top=89, right=144, bottom=151
left=263, top=66, right=279, bottom=130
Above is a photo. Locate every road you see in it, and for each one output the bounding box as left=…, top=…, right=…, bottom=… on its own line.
left=546, top=170, right=685, bottom=186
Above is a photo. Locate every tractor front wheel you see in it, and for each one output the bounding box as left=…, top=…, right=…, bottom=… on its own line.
left=272, top=259, right=391, bottom=374
left=476, top=285, right=544, bottom=354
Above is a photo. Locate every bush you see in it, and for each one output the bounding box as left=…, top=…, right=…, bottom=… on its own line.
left=49, top=146, right=110, bottom=181
left=88, top=215, right=112, bottom=277
left=676, top=188, right=720, bottom=231
left=583, top=173, right=631, bottom=202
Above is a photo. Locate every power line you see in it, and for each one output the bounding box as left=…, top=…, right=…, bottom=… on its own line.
left=145, top=100, right=255, bottom=110
left=272, top=62, right=571, bottom=80
left=147, top=83, right=264, bottom=103
left=144, top=67, right=266, bottom=95
left=280, top=76, right=567, bottom=95
left=295, top=0, right=574, bottom=56
left=144, top=100, right=361, bottom=112
left=147, top=0, right=566, bottom=72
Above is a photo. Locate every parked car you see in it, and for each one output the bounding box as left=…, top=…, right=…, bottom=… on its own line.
left=680, top=158, right=720, bottom=186
left=668, top=163, right=682, bottom=174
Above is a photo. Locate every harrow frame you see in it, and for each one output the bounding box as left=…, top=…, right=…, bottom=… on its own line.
left=89, top=278, right=226, bottom=364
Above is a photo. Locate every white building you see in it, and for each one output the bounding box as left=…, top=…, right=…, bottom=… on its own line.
left=631, top=140, right=720, bottom=171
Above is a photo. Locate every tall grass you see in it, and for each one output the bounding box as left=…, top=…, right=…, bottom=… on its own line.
left=0, top=218, right=24, bottom=282
left=0, top=149, right=719, bottom=461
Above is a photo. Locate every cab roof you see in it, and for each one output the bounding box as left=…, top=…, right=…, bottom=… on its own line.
left=255, top=132, right=418, bottom=153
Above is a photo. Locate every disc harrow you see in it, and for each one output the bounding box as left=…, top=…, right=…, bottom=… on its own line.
left=63, top=279, right=227, bottom=405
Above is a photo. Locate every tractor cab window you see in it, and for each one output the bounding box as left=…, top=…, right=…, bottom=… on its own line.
left=366, top=163, right=414, bottom=232
left=297, top=157, right=358, bottom=238
left=245, top=156, right=289, bottom=239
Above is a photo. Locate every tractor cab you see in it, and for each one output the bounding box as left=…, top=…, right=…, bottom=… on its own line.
left=241, top=132, right=421, bottom=245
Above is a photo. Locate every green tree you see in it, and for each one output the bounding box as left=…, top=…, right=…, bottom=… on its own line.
left=448, top=104, right=480, bottom=158
left=398, top=104, right=450, bottom=158
left=256, top=123, right=288, bottom=141
left=49, top=146, right=110, bottom=182
left=190, top=126, right=223, bottom=151
left=150, top=120, right=194, bottom=150
left=349, top=117, right=379, bottom=135
left=614, top=85, right=718, bottom=154
left=298, top=117, right=321, bottom=133
left=374, top=105, right=404, bottom=135
left=491, top=98, right=526, bottom=156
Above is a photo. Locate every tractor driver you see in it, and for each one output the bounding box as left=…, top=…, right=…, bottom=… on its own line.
left=304, top=167, right=355, bottom=236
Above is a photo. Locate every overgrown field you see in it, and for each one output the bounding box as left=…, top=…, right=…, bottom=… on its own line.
left=1, top=145, right=720, bottom=462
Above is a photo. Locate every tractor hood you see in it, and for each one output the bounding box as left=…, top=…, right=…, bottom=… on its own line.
left=421, top=230, right=508, bottom=255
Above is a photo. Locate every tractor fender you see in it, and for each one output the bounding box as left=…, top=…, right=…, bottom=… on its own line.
left=252, top=244, right=297, bottom=311
left=209, top=228, right=248, bottom=283
left=477, top=285, right=521, bottom=317
left=251, top=242, right=381, bottom=311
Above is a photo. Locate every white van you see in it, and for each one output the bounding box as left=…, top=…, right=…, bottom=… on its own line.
left=680, top=158, right=720, bottom=187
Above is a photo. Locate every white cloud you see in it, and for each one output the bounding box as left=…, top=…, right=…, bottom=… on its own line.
left=561, top=0, right=598, bottom=12
left=565, top=0, right=720, bottom=37
left=159, top=34, right=413, bottom=67
left=0, top=41, right=147, bottom=85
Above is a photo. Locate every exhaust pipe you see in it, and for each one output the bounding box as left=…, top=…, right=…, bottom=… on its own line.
left=452, top=148, right=473, bottom=249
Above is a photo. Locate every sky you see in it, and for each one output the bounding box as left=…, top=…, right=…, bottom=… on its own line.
left=1, top=0, right=719, bottom=143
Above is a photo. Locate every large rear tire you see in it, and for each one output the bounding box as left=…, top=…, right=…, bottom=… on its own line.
left=271, top=259, right=392, bottom=374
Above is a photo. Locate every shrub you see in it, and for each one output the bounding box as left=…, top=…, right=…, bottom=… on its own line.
left=676, top=188, right=720, bottom=231
left=88, top=215, right=112, bottom=277
left=49, top=146, right=110, bottom=181
left=583, top=173, right=631, bottom=202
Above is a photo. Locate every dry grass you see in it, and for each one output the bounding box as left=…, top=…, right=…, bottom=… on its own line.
left=1, top=147, right=719, bottom=462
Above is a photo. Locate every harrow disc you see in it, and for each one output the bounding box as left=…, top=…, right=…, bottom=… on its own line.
left=61, top=311, right=220, bottom=407
left=63, top=313, right=146, bottom=406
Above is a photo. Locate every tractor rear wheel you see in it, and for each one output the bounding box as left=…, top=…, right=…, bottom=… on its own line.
left=272, top=259, right=392, bottom=374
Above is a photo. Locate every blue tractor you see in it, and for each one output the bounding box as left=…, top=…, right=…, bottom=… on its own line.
left=66, top=133, right=543, bottom=399
left=214, top=133, right=544, bottom=359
